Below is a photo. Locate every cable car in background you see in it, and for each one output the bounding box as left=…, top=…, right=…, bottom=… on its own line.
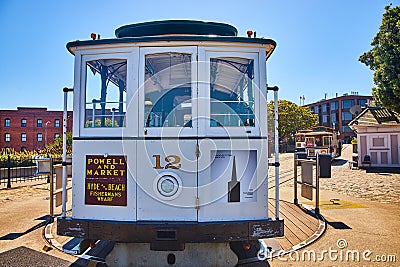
left=296, top=126, right=340, bottom=158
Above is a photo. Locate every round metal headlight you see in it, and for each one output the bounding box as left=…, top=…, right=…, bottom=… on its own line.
left=154, top=173, right=182, bottom=200
left=158, top=175, right=178, bottom=196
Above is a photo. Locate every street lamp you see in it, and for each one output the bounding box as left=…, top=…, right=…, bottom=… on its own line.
left=299, top=95, right=305, bottom=106
left=45, top=121, right=51, bottom=147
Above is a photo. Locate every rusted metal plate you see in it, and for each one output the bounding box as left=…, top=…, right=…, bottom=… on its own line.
left=57, top=218, right=89, bottom=238
left=57, top=217, right=284, bottom=242
left=248, top=219, right=284, bottom=239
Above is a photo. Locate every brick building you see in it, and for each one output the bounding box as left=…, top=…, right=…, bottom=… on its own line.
left=0, top=107, right=72, bottom=152
left=306, top=93, right=373, bottom=143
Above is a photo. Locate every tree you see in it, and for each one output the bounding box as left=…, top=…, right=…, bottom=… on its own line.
left=359, top=4, right=400, bottom=113
left=41, top=132, right=72, bottom=157
left=268, top=100, right=318, bottom=140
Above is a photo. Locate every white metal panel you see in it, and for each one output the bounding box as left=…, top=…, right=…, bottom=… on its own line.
left=72, top=140, right=136, bottom=221
left=72, top=51, right=82, bottom=138
left=198, top=139, right=268, bottom=222
left=258, top=48, right=268, bottom=138
left=136, top=140, right=197, bottom=221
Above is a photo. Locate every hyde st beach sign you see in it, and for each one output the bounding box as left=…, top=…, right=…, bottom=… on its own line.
left=85, top=155, right=127, bottom=206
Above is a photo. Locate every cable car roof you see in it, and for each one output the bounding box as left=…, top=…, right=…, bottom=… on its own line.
left=304, top=131, right=333, bottom=136
left=66, top=20, right=276, bottom=59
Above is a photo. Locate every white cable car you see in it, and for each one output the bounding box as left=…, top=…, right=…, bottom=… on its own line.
left=57, top=20, right=283, bottom=266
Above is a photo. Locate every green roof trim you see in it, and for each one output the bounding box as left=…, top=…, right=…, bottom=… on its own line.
left=115, top=20, right=238, bottom=38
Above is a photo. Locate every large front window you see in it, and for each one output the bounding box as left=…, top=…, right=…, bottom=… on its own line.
left=210, top=57, right=254, bottom=127
left=85, top=58, right=127, bottom=128
left=358, top=99, right=367, bottom=107
left=330, top=101, right=338, bottom=111
left=342, top=99, right=354, bottom=109
left=342, top=111, right=353, bottom=121
left=322, top=104, right=327, bottom=113
left=144, top=53, right=192, bottom=128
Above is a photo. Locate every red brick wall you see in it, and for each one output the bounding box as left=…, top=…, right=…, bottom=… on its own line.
left=0, top=107, right=73, bottom=152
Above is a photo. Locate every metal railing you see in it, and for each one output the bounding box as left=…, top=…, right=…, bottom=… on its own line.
left=293, top=153, right=321, bottom=215
left=0, top=156, right=50, bottom=188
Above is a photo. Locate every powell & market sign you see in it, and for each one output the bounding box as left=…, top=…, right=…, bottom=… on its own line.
left=85, top=155, right=127, bottom=206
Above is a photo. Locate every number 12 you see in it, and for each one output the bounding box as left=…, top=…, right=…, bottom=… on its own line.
left=152, top=155, right=181, bottom=169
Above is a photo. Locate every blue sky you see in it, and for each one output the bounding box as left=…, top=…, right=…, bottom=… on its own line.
left=0, top=0, right=397, bottom=110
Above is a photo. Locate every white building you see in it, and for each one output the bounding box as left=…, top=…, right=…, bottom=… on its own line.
left=349, top=107, right=400, bottom=168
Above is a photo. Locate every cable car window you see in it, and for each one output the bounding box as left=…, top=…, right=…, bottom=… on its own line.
left=85, top=59, right=127, bottom=128
left=144, top=53, right=192, bottom=128
left=210, top=57, right=254, bottom=127
left=323, top=136, right=332, bottom=146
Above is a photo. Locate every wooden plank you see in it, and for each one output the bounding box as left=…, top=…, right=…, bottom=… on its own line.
left=278, top=203, right=317, bottom=237
left=279, top=201, right=319, bottom=233
left=267, top=199, right=324, bottom=252
left=271, top=237, right=293, bottom=251
left=279, top=201, right=319, bottom=228
left=268, top=201, right=309, bottom=246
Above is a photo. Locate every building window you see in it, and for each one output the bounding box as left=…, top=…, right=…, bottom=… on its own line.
left=21, top=119, right=27, bottom=127
left=55, top=119, right=60, bottom=128
left=314, top=106, right=319, bottom=114
left=331, top=113, right=337, bottom=123
left=342, top=126, right=354, bottom=133
left=21, top=133, right=26, bottom=142
left=5, top=133, right=10, bottom=142
left=341, top=99, right=354, bottom=109
left=37, top=119, right=43, bottom=127
left=373, top=137, right=384, bottom=147
left=358, top=99, right=367, bottom=107
left=371, top=136, right=387, bottom=148
left=322, top=104, right=327, bottom=113
left=342, top=111, right=353, bottom=121
left=54, top=133, right=60, bottom=139
left=37, top=133, right=43, bottom=142
left=21, top=146, right=27, bottom=152
left=5, top=118, right=10, bottom=127
left=322, top=115, right=328, bottom=123
left=331, top=101, right=338, bottom=111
